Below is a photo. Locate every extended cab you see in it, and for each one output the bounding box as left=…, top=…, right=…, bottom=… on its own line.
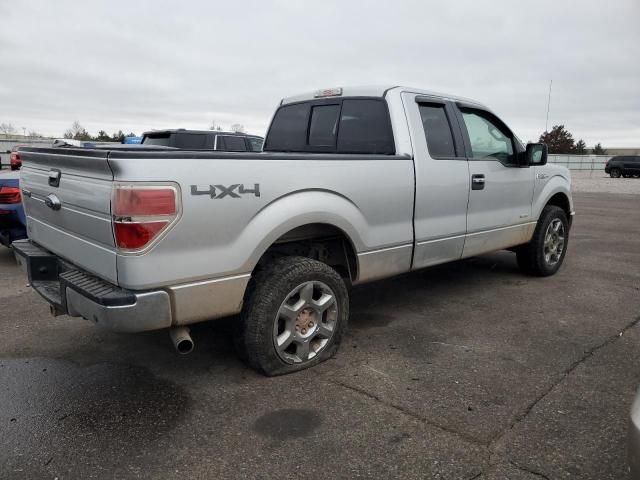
left=13, top=86, right=573, bottom=375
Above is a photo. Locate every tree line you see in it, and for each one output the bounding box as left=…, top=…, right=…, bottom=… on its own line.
left=63, top=121, right=136, bottom=142
left=538, top=125, right=607, bottom=155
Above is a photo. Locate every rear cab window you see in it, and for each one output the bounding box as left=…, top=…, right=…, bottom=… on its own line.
left=264, top=98, right=395, bottom=154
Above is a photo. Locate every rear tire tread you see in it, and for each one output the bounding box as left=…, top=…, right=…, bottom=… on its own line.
left=235, top=256, right=348, bottom=376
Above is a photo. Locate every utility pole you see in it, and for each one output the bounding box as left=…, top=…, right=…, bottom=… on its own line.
left=544, top=80, right=553, bottom=133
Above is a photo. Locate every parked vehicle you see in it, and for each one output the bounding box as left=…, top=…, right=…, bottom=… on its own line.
left=142, top=129, right=263, bottom=152
left=9, top=145, right=29, bottom=170
left=0, top=169, right=26, bottom=247
left=12, top=86, right=573, bottom=375
left=605, top=156, right=640, bottom=178
left=630, top=387, right=640, bottom=478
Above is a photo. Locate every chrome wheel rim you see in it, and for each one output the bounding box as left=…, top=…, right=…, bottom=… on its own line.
left=272, top=281, right=338, bottom=364
left=543, top=218, right=565, bottom=266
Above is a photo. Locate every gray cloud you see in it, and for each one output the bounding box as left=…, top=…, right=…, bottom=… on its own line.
left=1, top=0, right=638, bottom=146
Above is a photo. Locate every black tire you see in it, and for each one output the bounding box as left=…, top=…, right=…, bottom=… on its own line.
left=516, top=205, right=569, bottom=277
left=235, top=256, right=349, bottom=376
left=610, top=168, right=621, bottom=178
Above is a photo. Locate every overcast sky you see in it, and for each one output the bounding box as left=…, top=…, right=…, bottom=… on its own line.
left=1, top=0, right=638, bottom=146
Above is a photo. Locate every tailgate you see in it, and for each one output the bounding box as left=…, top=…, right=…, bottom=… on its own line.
left=19, top=147, right=118, bottom=283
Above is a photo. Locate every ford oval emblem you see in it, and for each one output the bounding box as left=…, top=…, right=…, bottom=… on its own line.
left=45, top=193, right=62, bottom=211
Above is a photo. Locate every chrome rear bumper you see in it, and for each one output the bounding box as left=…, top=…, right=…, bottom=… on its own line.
left=12, top=239, right=172, bottom=332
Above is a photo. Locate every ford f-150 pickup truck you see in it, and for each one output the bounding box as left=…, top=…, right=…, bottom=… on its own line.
left=13, top=86, right=574, bottom=376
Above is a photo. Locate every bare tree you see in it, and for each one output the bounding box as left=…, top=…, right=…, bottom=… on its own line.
left=0, top=123, right=17, bottom=136
left=230, top=123, right=245, bottom=133
left=63, top=121, right=91, bottom=140
left=28, top=130, right=42, bottom=138
left=209, top=121, right=223, bottom=131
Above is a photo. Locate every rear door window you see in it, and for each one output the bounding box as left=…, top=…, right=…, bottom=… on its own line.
left=337, top=99, right=394, bottom=154
left=418, top=104, right=457, bottom=158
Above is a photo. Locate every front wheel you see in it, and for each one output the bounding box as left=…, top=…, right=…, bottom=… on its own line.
left=610, top=168, right=621, bottom=178
left=235, top=256, right=349, bottom=376
left=517, top=205, right=569, bottom=276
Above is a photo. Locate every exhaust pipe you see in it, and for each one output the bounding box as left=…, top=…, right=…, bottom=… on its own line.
left=169, top=327, right=194, bottom=355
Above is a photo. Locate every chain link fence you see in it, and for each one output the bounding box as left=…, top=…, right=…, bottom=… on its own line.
left=547, top=154, right=611, bottom=174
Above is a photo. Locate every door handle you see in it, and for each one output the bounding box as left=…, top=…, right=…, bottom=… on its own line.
left=471, top=174, right=485, bottom=190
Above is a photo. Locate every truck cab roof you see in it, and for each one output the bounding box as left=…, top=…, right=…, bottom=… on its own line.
left=280, top=85, right=487, bottom=109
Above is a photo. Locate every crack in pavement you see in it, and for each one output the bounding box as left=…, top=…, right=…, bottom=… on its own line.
left=508, top=460, right=551, bottom=480
left=489, top=314, right=640, bottom=449
left=330, top=379, right=485, bottom=447
left=331, top=315, right=640, bottom=478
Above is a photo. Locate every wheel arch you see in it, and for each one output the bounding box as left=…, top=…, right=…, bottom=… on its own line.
left=533, top=178, right=573, bottom=227
left=239, top=190, right=366, bottom=282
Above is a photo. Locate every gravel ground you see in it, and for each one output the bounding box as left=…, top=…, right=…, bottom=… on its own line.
left=570, top=170, right=640, bottom=194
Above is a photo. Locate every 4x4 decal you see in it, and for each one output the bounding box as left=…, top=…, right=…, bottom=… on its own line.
left=190, top=184, right=260, bottom=199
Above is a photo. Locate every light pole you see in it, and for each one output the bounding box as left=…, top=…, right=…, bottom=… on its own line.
left=544, top=80, right=552, bottom=134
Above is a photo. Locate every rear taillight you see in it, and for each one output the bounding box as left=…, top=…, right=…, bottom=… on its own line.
left=0, top=186, right=22, bottom=204
left=112, top=183, right=180, bottom=252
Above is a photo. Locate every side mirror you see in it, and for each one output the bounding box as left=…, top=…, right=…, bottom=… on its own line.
left=526, top=143, right=547, bottom=166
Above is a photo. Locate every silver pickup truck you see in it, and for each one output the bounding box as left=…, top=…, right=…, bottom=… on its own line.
left=13, top=86, right=573, bottom=375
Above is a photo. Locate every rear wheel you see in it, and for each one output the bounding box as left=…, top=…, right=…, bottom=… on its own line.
left=610, top=168, right=621, bottom=178
left=235, top=256, right=349, bottom=376
left=517, top=205, right=569, bottom=276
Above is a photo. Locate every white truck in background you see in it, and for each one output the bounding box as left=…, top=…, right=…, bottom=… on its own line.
left=13, top=86, right=573, bottom=375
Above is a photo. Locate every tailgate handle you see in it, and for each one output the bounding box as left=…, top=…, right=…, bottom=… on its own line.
left=48, top=169, right=61, bottom=187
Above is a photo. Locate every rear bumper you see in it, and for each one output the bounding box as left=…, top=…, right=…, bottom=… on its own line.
left=12, top=239, right=172, bottom=332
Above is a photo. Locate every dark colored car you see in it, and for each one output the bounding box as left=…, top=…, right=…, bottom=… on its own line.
left=604, top=156, right=640, bottom=178
left=141, top=129, right=264, bottom=152
left=0, top=169, right=26, bottom=247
